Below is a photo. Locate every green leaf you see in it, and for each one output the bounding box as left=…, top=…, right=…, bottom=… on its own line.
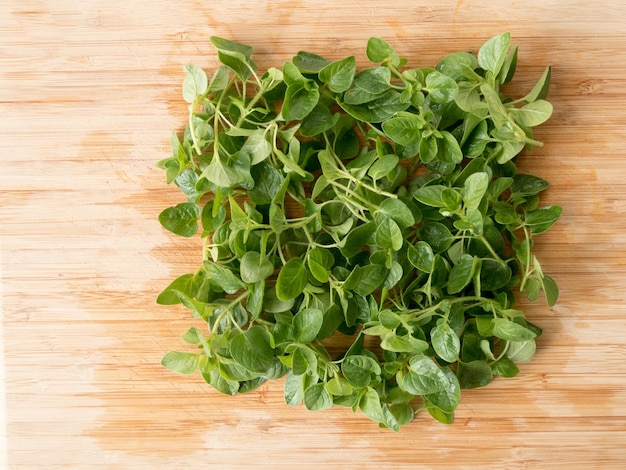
left=203, top=260, right=245, bottom=294
left=210, top=36, right=257, bottom=81
left=157, top=273, right=198, bottom=305
left=479, top=260, right=512, bottom=290
left=182, top=64, right=208, bottom=103
left=203, top=368, right=241, bottom=395
left=492, top=317, right=537, bottom=342
left=239, top=251, right=274, bottom=284
left=304, top=383, right=333, bottom=411
left=398, top=356, right=449, bottom=395
left=522, top=66, right=552, bottom=103
left=368, top=154, right=399, bottom=180
left=375, top=217, right=403, bottom=251
left=376, top=198, right=415, bottom=230
left=510, top=173, right=549, bottom=199
left=408, top=241, right=435, bottom=273
left=419, top=133, right=438, bottom=163
left=201, top=200, right=226, bottom=236
left=366, top=37, right=401, bottom=66
left=282, top=80, right=320, bottom=121
left=292, top=50, right=330, bottom=73
left=542, top=274, right=559, bottom=307
left=284, top=371, right=305, bottom=406
left=382, top=113, right=423, bottom=146
left=418, top=222, right=453, bottom=253
left=159, top=202, right=200, bottom=237
left=457, top=360, right=493, bottom=389
left=353, top=67, right=392, bottom=94
left=438, top=131, right=463, bottom=164
left=300, top=104, right=340, bottom=137
left=359, top=388, right=384, bottom=423
left=413, top=185, right=448, bottom=208
left=425, top=71, right=459, bottom=104
left=342, top=355, right=381, bottom=387
left=307, top=247, right=334, bottom=283
left=423, top=366, right=461, bottom=413
left=241, top=131, right=272, bottom=165
left=293, top=308, right=324, bottom=343
left=201, top=159, right=240, bottom=188
left=511, top=100, right=553, bottom=127
left=276, top=257, right=308, bottom=301
left=477, top=32, right=511, bottom=76
left=161, top=351, right=199, bottom=375
left=319, top=56, right=357, bottom=93
left=491, top=357, right=520, bottom=378
left=230, top=325, right=275, bottom=373
left=462, top=172, right=490, bottom=211
left=447, top=254, right=476, bottom=294
left=248, top=162, right=285, bottom=205
left=524, top=205, right=562, bottom=235
left=506, top=339, right=537, bottom=363
left=341, top=222, right=376, bottom=259
left=431, top=321, right=460, bottom=363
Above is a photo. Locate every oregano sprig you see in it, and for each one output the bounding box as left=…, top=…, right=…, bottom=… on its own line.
left=156, top=33, right=561, bottom=430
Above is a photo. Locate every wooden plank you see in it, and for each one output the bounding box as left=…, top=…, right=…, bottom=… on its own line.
left=2, top=0, right=626, bottom=468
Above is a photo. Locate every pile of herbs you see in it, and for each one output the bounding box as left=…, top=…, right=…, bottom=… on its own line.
left=156, top=33, right=561, bottom=430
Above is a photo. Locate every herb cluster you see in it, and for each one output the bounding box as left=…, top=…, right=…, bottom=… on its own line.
left=157, top=33, right=561, bottom=429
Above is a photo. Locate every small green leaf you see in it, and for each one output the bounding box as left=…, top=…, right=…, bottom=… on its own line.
left=447, top=254, right=476, bottom=294
left=542, top=274, right=559, bottom=307
left=292, top=50, right=330, bottom=73
left=239, top=251, right=274, bottom=284
left=506, top=339, right=537, bottom=363
left=159, top=202, right=200, bottom=237
left=366, top=37, right=401, bottom=66
left=425, top=71, right=459, bottom=104
left=408, top=241, right=435, bottom=273
left=423, top=366, right=461, bottom=413
left=276, top=258, right=308, bottom=301
left=491, top=357, right=520, bottom=378
left=377, top=198, right=415, bottom=229
left=157, top=273, right=198, bottom=305
left=319, top=56, right=357, bottom=93
left=340, top=222, right=376, bottom=259
left=457, top=360, right=493, bottom=389
left=492, top=318, right=537, bottom=342
left=418, top=222, right=453, bottom=253
left=342, top=355, right=381, bottom=387
left=161, top=351, right=199, bottom=375
left=307, top=247, right=334, bottom=283
left=182, top=64, right=208, bottom=103
left=477, top=32, right=511, bottom=76
left=431, top=321, right=460, bottom=363
left=511, top=100, right=553, bottom=127
left=522, top=66, right=551, bottom=103
left=398, top=357, right=448, bottom=395
left=293, top=308, right=324, bottom=343
left=462, top=172, right=490, bottom=211
left=524, top=205, right=562, bottom=235
left=375, top=217, right=403, bottom=251
left=230, top=325, right=275, bottom=373
left=304, top=383, right=333, bottom=411
left=203, top=260, right=245, bottom=294
left=282, top=80, right=320, bottom=121
left=368, top=154, right=399, bottom=180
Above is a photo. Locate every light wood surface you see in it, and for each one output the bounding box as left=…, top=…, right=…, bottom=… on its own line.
left=2, top=1, right=626, bottom=468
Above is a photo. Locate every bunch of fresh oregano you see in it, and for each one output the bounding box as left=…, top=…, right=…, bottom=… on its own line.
left=156, top=33, right=561, bottom=430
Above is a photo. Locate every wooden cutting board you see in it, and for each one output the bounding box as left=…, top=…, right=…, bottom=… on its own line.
left=2, top=1, right=626, bottom=468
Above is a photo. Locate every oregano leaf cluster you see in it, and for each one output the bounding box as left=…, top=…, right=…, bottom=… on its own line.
left=157, top=33, right=561, bottom=430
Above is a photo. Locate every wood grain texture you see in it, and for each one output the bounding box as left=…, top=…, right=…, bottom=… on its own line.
left=2, top=0, right=626, bottom=468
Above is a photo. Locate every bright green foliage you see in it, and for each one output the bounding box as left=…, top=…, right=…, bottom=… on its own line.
left=157, top=33, right=561, bottom=430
